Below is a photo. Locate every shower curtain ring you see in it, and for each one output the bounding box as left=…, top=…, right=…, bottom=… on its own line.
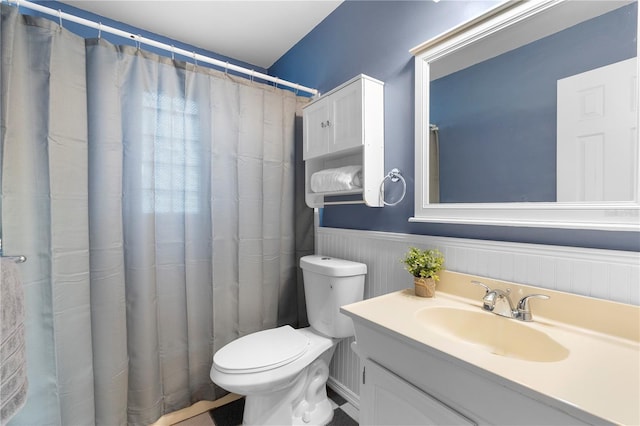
left=192, top=51, right=198, bottom=66
left=57, top=9, right=63, bottom=28
left=170, top=45, right=175, bottom=60
left=225, top=62, right=229, bottom=76
left=250, top=70, right=255, bottom=82
left=274, top=77, right=279, bottom=89
left=97, top=22, right=102, bottom=39
left=136, top=35, right=141, bottom=51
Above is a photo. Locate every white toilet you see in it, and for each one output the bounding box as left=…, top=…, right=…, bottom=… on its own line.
left=210, top=255, right=366, bottom=425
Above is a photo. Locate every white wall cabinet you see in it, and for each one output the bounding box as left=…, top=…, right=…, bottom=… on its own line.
left=303, top=75, right=384, bottom=207
left=360, top=358, right=475, bottom=426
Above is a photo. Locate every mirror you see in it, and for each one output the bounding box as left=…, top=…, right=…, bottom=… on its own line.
left=411, top=0, right=640, bottom=231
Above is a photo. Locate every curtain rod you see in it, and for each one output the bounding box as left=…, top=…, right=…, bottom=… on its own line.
left=3, top=0, right=319, bottom=96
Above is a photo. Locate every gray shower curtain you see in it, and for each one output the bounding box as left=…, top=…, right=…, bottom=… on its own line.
left=0, top=5, right=312, bottom=425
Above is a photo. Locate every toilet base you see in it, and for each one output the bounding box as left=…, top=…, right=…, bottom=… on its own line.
left=292, top=396, right=333, bottom=426
left=242, top=346, right=337, bottom=425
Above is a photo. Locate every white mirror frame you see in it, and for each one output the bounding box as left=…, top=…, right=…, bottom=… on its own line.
left=410, top=0, right=640, bottom=232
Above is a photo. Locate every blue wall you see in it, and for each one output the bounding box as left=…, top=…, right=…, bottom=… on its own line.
left=12, top=0, right=640, bottom=251
left=270, top=1, right=640, bottom=252
left=433, top=4, right=636, bottom=203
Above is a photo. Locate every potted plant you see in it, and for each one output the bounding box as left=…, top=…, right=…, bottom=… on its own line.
left=401, top=247, right=445, bottom=298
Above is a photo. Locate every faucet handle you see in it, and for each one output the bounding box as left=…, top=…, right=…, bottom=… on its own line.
left=471, top=280, right=492, bottom=294
left=471, top=281, right=497, bottom=313
left=516, top=294, right=550, bottom=322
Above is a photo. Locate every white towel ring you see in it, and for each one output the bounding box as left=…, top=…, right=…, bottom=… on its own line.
left=380, top=168, right=406, bottom=206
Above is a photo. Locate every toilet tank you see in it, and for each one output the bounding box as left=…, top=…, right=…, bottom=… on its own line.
left=300, top=255, right=366, bottom=338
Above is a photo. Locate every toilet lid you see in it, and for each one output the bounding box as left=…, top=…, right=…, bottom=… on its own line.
left=213, top=325, right=310, bottom=374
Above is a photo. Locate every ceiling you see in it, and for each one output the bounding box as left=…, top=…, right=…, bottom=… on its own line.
left=60, top=1, right=343, bottom=69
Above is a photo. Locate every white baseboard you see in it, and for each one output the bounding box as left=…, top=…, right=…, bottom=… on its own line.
left=327, top=376, right=359, bottom=410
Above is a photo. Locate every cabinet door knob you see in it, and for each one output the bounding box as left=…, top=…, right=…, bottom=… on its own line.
left=325, top=120, right=331, bottom=127
left=320, top=122, right=325, bottom=128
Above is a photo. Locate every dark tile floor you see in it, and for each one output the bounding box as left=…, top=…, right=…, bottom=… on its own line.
left=208, top=388, right=358, bottom=425
left=326, top=387, right=358, bottom=426
left=209, top=397, right=244, bottom=425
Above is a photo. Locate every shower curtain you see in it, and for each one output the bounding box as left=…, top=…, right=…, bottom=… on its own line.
left=0, top=5, right=312, bottom=425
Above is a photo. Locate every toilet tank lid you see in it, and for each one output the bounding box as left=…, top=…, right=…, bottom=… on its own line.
left=300, top=255, right=367, bottom=277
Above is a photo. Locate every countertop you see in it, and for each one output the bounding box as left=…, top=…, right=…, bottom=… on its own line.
left=341, top=271, right=640, bottom=425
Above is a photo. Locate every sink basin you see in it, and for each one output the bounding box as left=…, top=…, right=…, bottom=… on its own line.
left=415, top=307, right=569, bottom=362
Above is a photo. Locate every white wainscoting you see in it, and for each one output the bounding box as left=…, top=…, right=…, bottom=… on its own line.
left=319, top=226, right=640, bottom=407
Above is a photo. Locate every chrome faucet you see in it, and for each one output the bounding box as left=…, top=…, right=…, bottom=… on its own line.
left=471, top=281, right=549, bottom=322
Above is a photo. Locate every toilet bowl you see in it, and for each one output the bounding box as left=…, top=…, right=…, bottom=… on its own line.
left=211, top=326, right=336, bottom=425
left=210, top=255, right=366, bottom=425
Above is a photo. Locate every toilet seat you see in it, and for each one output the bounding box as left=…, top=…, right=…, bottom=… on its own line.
left=213, top=325, right=310, bottom=374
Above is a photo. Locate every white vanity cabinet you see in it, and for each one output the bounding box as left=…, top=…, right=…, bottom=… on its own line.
left=303, top=75, right=384, bottom=207
left=343, top=275, right=638, bottom=425
left=360, top=358, right=475, bottom=426
left=351, top=324, right=604, bottom=426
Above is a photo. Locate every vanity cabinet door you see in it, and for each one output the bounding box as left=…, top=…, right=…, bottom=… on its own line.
left=360, top=359, right=475, bottom=426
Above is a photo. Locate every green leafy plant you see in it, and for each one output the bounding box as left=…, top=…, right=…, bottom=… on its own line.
left=401, top=247, right=445, bottom=281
